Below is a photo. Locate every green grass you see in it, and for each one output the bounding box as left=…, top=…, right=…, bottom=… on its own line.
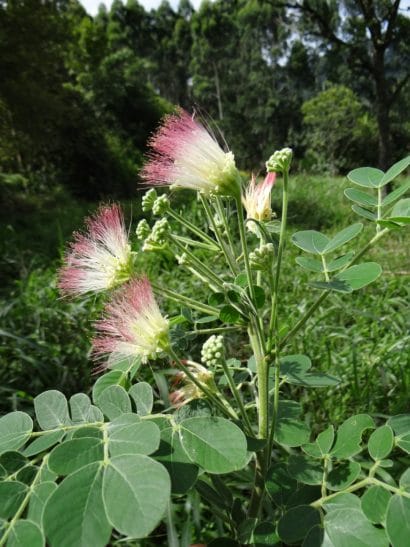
left=0, top=176, right=409, bottom=422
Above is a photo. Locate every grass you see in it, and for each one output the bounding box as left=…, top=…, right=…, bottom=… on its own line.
left=0, top=175, right=409, bottom=423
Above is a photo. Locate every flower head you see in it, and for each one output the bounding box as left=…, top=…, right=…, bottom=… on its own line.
left=141, top=109, right=240, bottom=197
left=92, top=277, right=169, bottom=367
left=59, top=204, right=132, bottom=296
left=266, top=148, right=293, bottom=174
left=169, top=361, right=215, bottom=408
left=242, top=172, right=276, bottom=232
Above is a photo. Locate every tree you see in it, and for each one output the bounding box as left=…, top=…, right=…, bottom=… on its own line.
left=280, top=0, right=410, bottom=170
left=302, top=84, right=377, bottom=172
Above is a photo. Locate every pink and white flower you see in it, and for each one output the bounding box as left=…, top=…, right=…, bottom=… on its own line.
left=59, top=204, right=132, bottom=296
left=242, top=172, right=276, bottom=232
left=92, top=277, right=169, bottom=366
left=141, top=109, right=240, bottom=196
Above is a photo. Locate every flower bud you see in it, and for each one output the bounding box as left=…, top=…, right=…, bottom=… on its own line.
left=151, top=218, right=169, bottom=243
left=201, top=335, right=225, bottom=368
left=266, top=148, right=293, bottom=174
left=249, top=243, right=275, bottom=271
left=152, top=194, right=170, bottom=216
left=136, top=219, right=151, bottom=240
left=142, top=188, right=158, bottom=212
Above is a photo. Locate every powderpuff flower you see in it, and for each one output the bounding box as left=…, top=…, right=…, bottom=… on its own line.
left=59, top=204, right=132, bottom=296
left=169, top=362, right=215, bottom=408
left=141, top=109, right=241, bottom=197
left=92, top=277, right=169, bottom=367
left=242, top=172, right=276, bottom=232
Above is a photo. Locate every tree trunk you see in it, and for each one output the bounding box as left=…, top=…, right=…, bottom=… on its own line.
left=212, top=61, right=224, bottom=121
left=373, top=50, right=391, bottom=172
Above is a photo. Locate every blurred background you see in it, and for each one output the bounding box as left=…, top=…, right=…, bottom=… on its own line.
left=0, top=0, right=409, bottom=420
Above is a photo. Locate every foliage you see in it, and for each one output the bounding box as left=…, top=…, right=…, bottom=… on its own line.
left=0, top=267, right=101, bottom=414
left=1, top=0, right=409, bottom=199
left=302, top=85, right=377, bottom=173
left=0, top=130, right=409, bottom=545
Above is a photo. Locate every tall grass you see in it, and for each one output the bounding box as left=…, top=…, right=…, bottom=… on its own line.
left=0, top=176, right=408, bottom=421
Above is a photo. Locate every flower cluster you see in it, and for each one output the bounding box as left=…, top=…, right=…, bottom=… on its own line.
left=141, top=109, right=241, bottom=197
left=92, top=277, right=169, bottom=367
left=59, top=204, right=132, bottom=296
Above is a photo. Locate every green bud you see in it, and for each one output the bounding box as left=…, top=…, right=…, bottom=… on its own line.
left=249, top=243, right=275, bottom=271
left=152, top=194, right=170, bottom=216
left=201, top=335, right=225, bottom=368
left=266, top=148, right=293, bottom=174
left=142, top=188, right=158, bottom=212
left=136, top=219, right=151, bottom=240
left=151, top=218, right=169, bottom=243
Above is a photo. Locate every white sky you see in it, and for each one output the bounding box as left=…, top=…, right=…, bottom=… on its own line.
left=80, top=0, right=410, bottom=17
left=80, top=0, right=203, bottom=15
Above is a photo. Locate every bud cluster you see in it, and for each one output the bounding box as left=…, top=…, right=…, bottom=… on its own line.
left=152, top=194, right=170, bottom=216
left=201, top=335, right=225, bottom=368
left=249, top=243, right=275, bottom=271
left=136, top=219, right=151, bottom=240
left=142, top=188, right=157, bottom=212
left=142, top=218, right=170, bottom=252
left=266, top=147, right=293, bottom=174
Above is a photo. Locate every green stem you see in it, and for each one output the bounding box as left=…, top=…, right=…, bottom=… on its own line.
left=265, top=351, right=280, bottom=470
left=321, top=456, right=330, bottom=498
left=321, top=255, right=330, bottom=281
left=102, top=424, right=110, bottom=465
left=220, top=358, right=254, bottom=436
left=189, top=326, right=242, bottom=335
left=152, top=283, right=219, bottom=316
left=376, top=187, right=382, bottom=233
left=0, top=455, right=49, bottom=546
left=167, top=207, right=219, bottom=249
left=311, top=476, right=410, bottom=509
left=247, top=454, right=266, bottom=519
left=215, top=196, right=239, bottom=272
left=265, top=169, right=289, bottom=469
left=268, top=169, right=289, bottom=350
left=30, top=421, right=103, bottom=437
left=249, top=327, right=268, bottom=440
left=235, top=195, right=256, bottom=303
left=171, top=236, right=224, bottom=289
left=200, top=195, right=238, bottom=275
left=278, top=228, right=389, bottom=350
left=167, top=348, right=238, bottom=421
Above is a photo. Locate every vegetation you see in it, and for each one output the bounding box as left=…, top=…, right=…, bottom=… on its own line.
left=0, top=1, right=409, bottom=545
left=1, top=0, right=409, bottom=197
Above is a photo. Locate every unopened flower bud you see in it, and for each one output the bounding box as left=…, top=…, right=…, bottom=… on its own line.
left=142, top=188, right=158, bottom=212
left=136, top=219, right=151, bottom=240
left=242, top=173, right=276, bottom=234
left=266, top=148, right=293, bottom=174
left=201, top=335, right=225, bottom=368
left=151, top=218, right=169, bottom=243
left=249, top=243, right=275, bottom=271
left=152, top=194, right=170, bottom=216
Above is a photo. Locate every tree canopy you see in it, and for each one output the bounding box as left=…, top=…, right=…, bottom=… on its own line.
left=0, top=0, right=408, bottom=198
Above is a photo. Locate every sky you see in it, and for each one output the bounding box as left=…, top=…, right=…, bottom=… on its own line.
left=80, top=0, right=203, bottom=15
left=81, top=0, right=410, bottom=16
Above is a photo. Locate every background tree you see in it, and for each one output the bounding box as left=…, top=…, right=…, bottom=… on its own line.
left=283, top=0, right=410, bottom=170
